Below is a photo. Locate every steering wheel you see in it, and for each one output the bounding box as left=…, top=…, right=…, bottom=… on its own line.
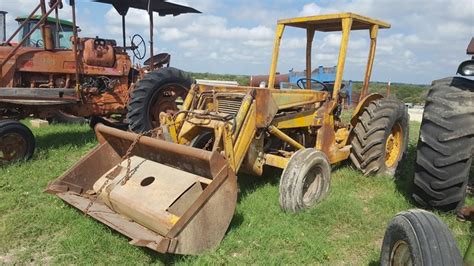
left=32, top=39, right=44, bottom=48
left=131, top=34, right=146, bottom=60
left=296, top=78, right=329, bottom=91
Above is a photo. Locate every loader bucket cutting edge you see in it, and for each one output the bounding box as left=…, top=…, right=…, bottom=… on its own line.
left=45, top=124, right=238, bottom=255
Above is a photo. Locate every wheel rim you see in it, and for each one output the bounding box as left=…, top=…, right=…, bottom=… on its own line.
left=0, top=133, right=28, bottom=165
left=385, top=122, right=403, bottom=168
left=148, top=83, right=188, bottom=129
left=390, top=240, right=413, bottom=266
left=302, top=165, right=323, bottom=207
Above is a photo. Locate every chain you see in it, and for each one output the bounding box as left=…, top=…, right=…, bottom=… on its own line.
left=83, top=128, right=159, bottom=215
left=202, top=136, right=214, bottom=151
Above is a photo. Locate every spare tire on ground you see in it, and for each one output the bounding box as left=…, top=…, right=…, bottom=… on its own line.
left=380, top=209, right=463, bottom=265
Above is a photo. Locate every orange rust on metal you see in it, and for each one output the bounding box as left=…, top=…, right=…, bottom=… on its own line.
left=44, top=12, right=396, bottom=256
left=0, top=0, right=62, bottom=69
left=249, top=73, right=289, bottom=88
left=467, top=38, right=474, bottom=55
left=46, top=124, right=237, bottom=254
left=0, top=132, right=28, bottom=164
left=0, top=0, right=199, bottom=122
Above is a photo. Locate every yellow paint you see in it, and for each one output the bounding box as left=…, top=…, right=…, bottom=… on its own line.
left=233, top=105, right=257, bottom=169
left=306, top=27, right=315, bottom=89
left=268, top=23, right=285, bottom=89
left=332, top=17, right=352, bottom=100
left=175, top=86, right=196, bottom=128
left=271, top=111, right=315, bottom=129
left=385, top=122, right=403, bottom=168
left=268, top=125, right=305, bottom=150
left=169, top=214, right=180, bottom=225
left=233, top=92, right=254, bottom=141
left=277, top=13, right=390, bottom=30
left=335, top=127, right=349, bottom=147
left=263, top=154, right=289, bottom=169
left=223, top=125, right=236, bottom=171
left=360, top=25, right=379, bottom=100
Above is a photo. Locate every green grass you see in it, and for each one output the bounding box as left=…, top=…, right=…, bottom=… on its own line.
left=0, top=121, right=472, bottom=264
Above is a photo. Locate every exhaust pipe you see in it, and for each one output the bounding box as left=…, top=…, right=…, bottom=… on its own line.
left=0, top=11, right=7, bottom=42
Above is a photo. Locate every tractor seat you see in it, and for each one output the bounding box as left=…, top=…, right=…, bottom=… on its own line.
left=144, top=53, right=170, bottom=68
left=82, top=37, right=116, bottom=68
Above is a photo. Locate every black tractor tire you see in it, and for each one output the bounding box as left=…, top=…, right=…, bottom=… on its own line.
left=279, top=148, right=331, bottom=213
left=412, top=77, right=474, bottom=212
left=350, top=98, right=409, bottom=176
left=0, top=120, right=35, bottom=166
left=380, top=209, right=463, bottom=266
left=127, top=67, right=193, bottom=133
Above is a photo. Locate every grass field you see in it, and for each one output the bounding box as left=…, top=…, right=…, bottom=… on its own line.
left=0, top=121, right=472, bottom=264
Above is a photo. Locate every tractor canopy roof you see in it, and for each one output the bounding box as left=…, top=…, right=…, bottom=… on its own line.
left=92, top=0, right=201, bottom=16
left=16, top=15, right=74, bottom=28
left=278, top=12, right=390, bottom=31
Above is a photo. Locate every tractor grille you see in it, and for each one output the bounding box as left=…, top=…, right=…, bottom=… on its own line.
left=217, top=96, right=243, bottom=116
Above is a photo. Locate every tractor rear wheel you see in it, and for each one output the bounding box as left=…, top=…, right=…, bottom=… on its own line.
left=412, top=77, right=474, bottom=212
left=350, top=98, right=409, bottom=176
left=127, top=67, right=193, bottom=133
left=0, top=120, right=35, bottom=166
left=380, top=209, right=462, bottom=266
left=279, top=148, right=331, bottom=213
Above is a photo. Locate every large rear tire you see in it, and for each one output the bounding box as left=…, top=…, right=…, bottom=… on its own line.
left=412, top=77, right=474, bottom=212
left=0, top=120, right=35, bottom=166
left=350, top=98, right=409, bottom=176
left=380, top=209, right=463, bottom=266
left=127, top=67, right=193, bottom=133
left=279, top=148, right=331, bottom=213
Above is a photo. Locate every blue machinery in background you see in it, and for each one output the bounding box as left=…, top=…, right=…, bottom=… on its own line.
left=286, top=66, right=353, bottom=105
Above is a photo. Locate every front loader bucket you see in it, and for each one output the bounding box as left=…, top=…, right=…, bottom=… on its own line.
left=45, top=124, right=237, bottom=255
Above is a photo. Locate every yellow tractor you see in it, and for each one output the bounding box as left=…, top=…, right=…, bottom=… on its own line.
left=46, top=13, right=408, bottom=255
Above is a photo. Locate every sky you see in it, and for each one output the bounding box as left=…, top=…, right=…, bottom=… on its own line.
left=1, top=0, right=473, bottom=84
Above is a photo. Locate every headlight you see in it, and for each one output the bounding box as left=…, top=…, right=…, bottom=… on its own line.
left=457, top=60, right=474, bottom=76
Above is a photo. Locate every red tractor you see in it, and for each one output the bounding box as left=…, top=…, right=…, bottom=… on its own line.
left=0, top=0, right=200, bottom=166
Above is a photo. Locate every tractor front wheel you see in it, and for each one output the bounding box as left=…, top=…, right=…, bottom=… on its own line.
left=127, top=67, right=193, bottom=133
left=350, top=98, right=409, bottom=176
left=0, top=120, right=35, bottom=166
left=279, top=148, right=331, bottom=213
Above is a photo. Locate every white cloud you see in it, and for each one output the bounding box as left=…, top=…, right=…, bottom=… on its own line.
left=179, top=38, right=199, bottom=48
left=160, top=27, right=188, bottom=41
left=2, top=0, right=473, bottom=83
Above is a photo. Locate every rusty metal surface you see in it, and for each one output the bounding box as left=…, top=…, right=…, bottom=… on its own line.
left=0, top=132, right=28, bottom=165
left=467, top=38, right=474, bottom=55
left=0, top=0, right=199, bottom=121
left=47, top=123, right=237, bottom=255
left=55, top=192, right=169, bottom=251
left=249, top=73, right=289, bottom=87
